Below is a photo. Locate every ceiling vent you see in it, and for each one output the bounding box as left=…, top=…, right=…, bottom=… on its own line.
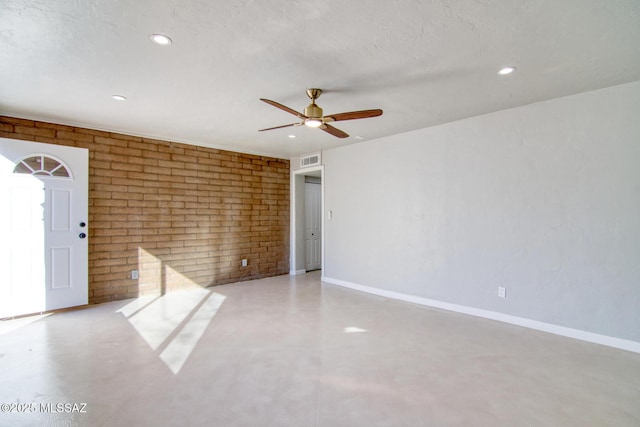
left=300, top=152, right=321, bottom=168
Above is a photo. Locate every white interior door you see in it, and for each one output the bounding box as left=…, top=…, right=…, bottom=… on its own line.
left=0, top=138, right=88, bottom=317
left=305, top=182, right=321, bottom=271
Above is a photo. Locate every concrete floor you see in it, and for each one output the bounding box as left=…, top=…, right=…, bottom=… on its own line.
left=1, top=271, right=639, bottom=426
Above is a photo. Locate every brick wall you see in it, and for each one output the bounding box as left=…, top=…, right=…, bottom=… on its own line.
left=0, top=116, right=290, bottom=303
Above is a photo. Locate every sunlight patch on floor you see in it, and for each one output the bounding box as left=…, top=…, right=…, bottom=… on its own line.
left=343, top=326, right=368, bottom=333
left=0, top=313, right=51, bottom=335
left=117, top=288, right=225, bottom=374
left=159, top=291, right=226, bottom=374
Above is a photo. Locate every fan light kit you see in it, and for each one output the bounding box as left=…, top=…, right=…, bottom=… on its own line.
left=259, top=88, right=383, bottom=138
left=305, top=119, right=323, bottom=128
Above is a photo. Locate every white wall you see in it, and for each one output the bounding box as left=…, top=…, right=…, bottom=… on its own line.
left=323, top=81, right=640, bottom=343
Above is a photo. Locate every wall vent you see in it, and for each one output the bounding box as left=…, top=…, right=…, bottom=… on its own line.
left=300, top=153, right=321, bottom=168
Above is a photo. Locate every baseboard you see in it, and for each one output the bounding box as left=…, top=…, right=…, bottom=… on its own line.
left=322, top=276, right=640, bottom=354
left=289, top=269, right=307, bottom=276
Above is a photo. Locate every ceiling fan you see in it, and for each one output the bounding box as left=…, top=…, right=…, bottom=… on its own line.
left=259, top=88, right=383, bottom=138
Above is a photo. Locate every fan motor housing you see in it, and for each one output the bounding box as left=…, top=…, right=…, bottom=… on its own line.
left=304, top=103, right=323, bottom=118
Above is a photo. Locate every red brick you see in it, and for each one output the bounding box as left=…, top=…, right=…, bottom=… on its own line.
left=14, top=125, right=55, bottom=138
left=56, top=130, right=94, bottom=143
left=1, top=117, right=34, bottom=126
left=0, top=115, right=290, bottom=303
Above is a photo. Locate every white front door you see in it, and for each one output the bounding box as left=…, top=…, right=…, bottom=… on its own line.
left=304, top=182, right=321, bottom=271
left=0, top=138, right=88, bottom=317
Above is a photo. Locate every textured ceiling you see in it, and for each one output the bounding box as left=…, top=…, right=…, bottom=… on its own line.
left=1, top=0, right=639, bottom=158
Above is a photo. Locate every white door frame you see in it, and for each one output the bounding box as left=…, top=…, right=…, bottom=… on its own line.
left=290, top=165, right=324, bottom=276
left=304, top=180, right=322, bottom=271
left=0, top=138, right=88, bottom=317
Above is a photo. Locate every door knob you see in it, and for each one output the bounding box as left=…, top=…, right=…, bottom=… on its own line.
left=79, top=233, right=87, bottom=239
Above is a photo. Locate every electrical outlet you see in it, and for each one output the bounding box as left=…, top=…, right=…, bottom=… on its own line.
left=131, top=270, right=139, bottom=280
left=241, top=259, right=248, bottom=267
left=498, top=286, right=506, bottom=298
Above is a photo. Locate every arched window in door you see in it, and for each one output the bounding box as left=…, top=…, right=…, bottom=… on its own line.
left=13, top=154, right=72, bottom=178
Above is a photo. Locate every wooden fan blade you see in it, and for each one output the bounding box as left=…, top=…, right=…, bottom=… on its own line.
left=324, top=109, right=383, bottom=122
left=260, top=98, right=307, bottom=118
left=320, top=124, right=349, bottom=138
left=259, top=123, right=301, bottom=132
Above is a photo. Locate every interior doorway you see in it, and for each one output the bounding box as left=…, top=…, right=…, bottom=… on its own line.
left=304, top=178, right=321, bottom=271
left=291, top=166, right=323, bottom=275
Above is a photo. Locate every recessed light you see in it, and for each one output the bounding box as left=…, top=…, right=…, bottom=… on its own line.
left=150, top=34, right=172, bottom=46
left=498, top=66, right=516, bottom=75
left=354, top=136, right=363, bottom=140
left=288, top=135, right=296, bottom=139
left=112, top=95, right=127, bottom=101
